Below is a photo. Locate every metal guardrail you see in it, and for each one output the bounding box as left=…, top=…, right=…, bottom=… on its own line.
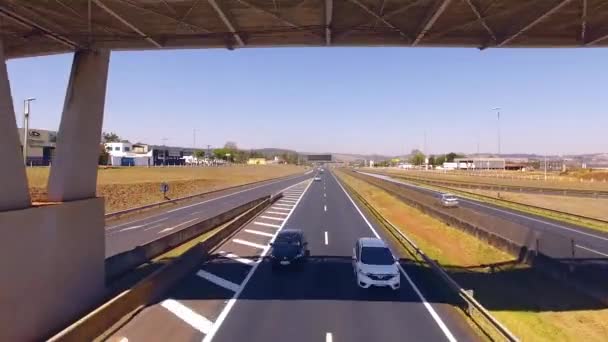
left=375, top=171, right=608, bottom=198
left=381, top=172, right=608, bottom=226
left=340, top=176, right=519, bottom=342
left=105, top=171, right=307, bottom=219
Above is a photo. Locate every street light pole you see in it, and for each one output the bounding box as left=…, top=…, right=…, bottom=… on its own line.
left=492, top=107, right=501, bottom=156
left=23, top=98, right=35, bottom=165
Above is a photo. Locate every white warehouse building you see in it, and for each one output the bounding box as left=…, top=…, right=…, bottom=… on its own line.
left=104, top=142, right=152, bottom=166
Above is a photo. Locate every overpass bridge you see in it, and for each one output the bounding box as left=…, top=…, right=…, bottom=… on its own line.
left=1, top=0, right=607, bottom=340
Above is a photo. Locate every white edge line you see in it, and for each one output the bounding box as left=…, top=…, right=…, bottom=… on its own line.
left=202, top=179, right=313, bottom=342
left=576, top=244, right=608, bottom=257
left=331, top=171, right=458, bottom=342
left=161, top=299, right=213, bottom=334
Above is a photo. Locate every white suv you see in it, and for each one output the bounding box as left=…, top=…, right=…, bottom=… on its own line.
left=353, top=238, right=400, bottom=290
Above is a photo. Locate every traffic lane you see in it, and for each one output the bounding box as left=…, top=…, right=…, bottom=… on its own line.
left=107, top=181, right=312, bottom=341
left=360, top=171, right=608, bottom=259
left=105, top=173, right=313, bottom=257
left=211, top=170, right=472, bottom=342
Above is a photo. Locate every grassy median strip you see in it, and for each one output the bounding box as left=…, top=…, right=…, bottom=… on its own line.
left=336, top=170, right=608, bottom=342
left=381, top=172, right=608, bottom=234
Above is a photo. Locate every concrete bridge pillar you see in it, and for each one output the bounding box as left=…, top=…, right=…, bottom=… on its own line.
left=0, top=39, right=31, bottom=211
left=0, top=49, right=110, bottom=340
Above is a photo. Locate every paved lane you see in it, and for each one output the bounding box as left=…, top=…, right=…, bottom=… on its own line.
left=359, top=171, right=608, bottom=261
left=104, top=172, right=312, bottom=257
left=108, top=170, right=480, bottom=341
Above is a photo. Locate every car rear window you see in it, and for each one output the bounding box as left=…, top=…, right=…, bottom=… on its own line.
left=360, top=246, right=394, bottom=265
left=275, top=233, right=301, bottom=246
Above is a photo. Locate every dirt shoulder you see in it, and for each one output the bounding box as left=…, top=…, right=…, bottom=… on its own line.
left=27, top=165, right=306, bottom=213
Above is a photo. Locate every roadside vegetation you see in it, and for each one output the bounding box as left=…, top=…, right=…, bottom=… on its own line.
left=27, top=165, right=305, bottom=213
left=336, top=170, right=608, bottom=341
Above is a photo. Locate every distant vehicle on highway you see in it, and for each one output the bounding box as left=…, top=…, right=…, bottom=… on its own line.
left=439, top=193, right=459, bottom=208
left=319, top=168, right=324, bottom=173
left=314, top=176, right=322, bottom=181
left=270, top=229, right=309, bottom=269
left=353, top=238, right=400, bottom=290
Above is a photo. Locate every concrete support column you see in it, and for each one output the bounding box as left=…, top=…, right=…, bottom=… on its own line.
left=48, top=49, right=110, bottom=201
left=0, top=40, right=31, bottom=210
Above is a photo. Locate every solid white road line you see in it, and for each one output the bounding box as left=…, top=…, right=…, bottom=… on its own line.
left=576, top=244, right=608, bottom=257
left=143, top=223, right=165, bottom=231
left=244, top=229, right=275, bottom=238
left=218, top=251, right=255, bottom=265
left=197, top=270, right=241, bottom=292
left=260, top=215, right=284, bottom=221
left=232, top=239, right=267, bottom=250
left=158, top=218, right=198, bottom=234
left=332, top=172, right=457, bottom=342
left=326, top=332, right=333, bottom=342
left=202, top=179, right=313, bottom=342
left=254, top=221, right=281, bottom=228
left=266, top=211, right=289, bottom=216
left=271, top=207, right=291, bottom=212
left=161, top=299, right=213, bottom=334
left=324, top=231, right=328, bottom=245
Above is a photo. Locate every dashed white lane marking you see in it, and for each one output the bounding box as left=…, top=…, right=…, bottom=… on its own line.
left=576, top=244, right=608, bottom=257
left=196, top=270, right=241, bottom=292
left=218, top=251, right=254, bottom=265
left=271, top=207, right=291, bottom=212
left=266, top=211, right=289, bottom=216
left=203, top=180, right=313, bottom=342
left=158, top=218, right=198, bottom=234
left=324, top=205, right=327, bottom=212
left=326, top=332, right=333, bottom=342
left=332, top=172, right=457, bottom=342
left=254, top=221, right=281, bottom=228
left=324, top=231, right=329, bottom=245
left=324, top=193, right=326, bottom=198
left=161, top=299, right=213, bottom=335
left=232, top=239, right=267, bottom=250
left=119, top=225, right=145, bottom=232
left=244, top=229, right=275, bottom=238
left=260, top=215, right=285, bottom=221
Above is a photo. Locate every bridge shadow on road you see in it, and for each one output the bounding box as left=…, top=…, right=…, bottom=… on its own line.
left=165, top=253, right=607, bottom=313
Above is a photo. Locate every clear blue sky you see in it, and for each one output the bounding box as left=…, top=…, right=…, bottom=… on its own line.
left=7, top=47, right=608, bottom=156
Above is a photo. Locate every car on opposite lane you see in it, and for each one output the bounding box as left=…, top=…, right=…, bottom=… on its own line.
left=270, top=229, right=310, bottom=269
left=439, top=193, right=459, bottom=208
left=353, top=237, right=400, bottom=290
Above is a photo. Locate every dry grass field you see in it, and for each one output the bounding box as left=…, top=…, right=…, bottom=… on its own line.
left=371, top=168, right=608, bottom=191
left=336, top=170, right=608, bottom=341
left=27, top=165, right=306, bottom=213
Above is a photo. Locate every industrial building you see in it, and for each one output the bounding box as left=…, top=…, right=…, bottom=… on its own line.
left=454, top=158, right=506, bottom=170
left=18, top=128, right=57, bottom=165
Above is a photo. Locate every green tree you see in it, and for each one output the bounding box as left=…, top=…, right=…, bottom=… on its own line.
left=99, top=144, right=110, bottom=165
left=102, top=132, right=120, bottom=143
left=428, top=155, right=436, bottom=166
left=446, top=152, right=464, bottom=162
left=434, top=154, right=446, bottom=166
left=409, top=149, right=425, bottom=166
left=194, top=150, right=205, bottom=158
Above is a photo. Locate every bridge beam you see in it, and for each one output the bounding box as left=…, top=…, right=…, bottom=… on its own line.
left=208, top=0, right=245, bottom=47
left=48, top=49, right=110, bottom=201
left=0, top=39, right=31, bottom=211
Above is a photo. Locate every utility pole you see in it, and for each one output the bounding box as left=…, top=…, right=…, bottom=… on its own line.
left=544, top=154, right=547, bottom=181
left=193, top=128, right=196, bottom=149
left=22, top=98, right=35, bottom=165
left=492, top=107, right=501, bottom=156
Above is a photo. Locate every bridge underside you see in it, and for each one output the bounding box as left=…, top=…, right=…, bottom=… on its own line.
left=1, top=0, right=608, bottom=59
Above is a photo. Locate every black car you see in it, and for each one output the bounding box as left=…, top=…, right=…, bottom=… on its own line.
left=269, top=229, right=310, bottom=268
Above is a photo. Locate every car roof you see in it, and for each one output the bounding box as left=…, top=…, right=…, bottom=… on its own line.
left=442, top=193, right=455, bottom=197
left=358, top=237, right=387, bottom=248
left=278, top=229, right=303, bottom=236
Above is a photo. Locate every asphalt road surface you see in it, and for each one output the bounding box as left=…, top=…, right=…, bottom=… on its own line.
left=105, top=171, right=313, bottom=257
left=108, top=170, right=479, bottom=342
left=359, top=171, right=608, bottom=261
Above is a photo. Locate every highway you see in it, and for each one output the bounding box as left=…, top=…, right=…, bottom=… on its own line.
left=105, top=172, right=313, bottom=257
left=108, top=170, right=479, bottom=341
left=358, top=171, right=608, bottom=261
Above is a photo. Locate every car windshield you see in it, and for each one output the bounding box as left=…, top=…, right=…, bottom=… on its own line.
left=275, top=233, right=301, bottom=246
left=360, top=246, right=394, bottom=265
